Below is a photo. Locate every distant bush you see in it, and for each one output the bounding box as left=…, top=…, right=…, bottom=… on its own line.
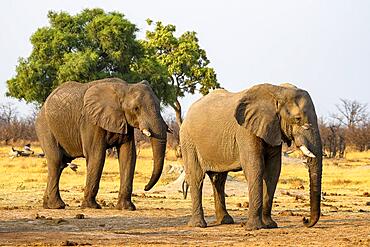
left=320, top=99, right=370, bottom=157
left=0, top=103, right=38, bottom=144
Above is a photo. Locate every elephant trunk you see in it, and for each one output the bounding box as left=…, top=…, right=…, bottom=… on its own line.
left=144, top=120, right=167, bottom=191
left=301, top=125, right=323, bottom=228
left=304, top=155, right=322, bottom=227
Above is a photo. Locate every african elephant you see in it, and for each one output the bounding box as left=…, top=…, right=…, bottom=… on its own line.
left=180, top=83, right=322, bottom=230
left=35, top=78, right=168, bottom=210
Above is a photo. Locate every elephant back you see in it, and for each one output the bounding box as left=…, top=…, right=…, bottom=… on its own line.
left=45, top=82, right=87, bottom=126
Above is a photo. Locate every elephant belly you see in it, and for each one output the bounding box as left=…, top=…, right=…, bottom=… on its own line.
left=46, top=107, right=84, bottom=158
left=194, top=134, right=241, bottom=172
left=48, top=121, right=84, bottom=158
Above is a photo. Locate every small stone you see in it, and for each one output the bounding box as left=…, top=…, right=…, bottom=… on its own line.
left=55, top=218, right=67, bottom=224
left=75, top=214, right=84, bottom=219
left=329, top=206, right=338, bottom=212
left=35, top=214, right=46, bottom=220
left=100, top=200, right=107, bottom=207
left=236, top=203, right=242, bottom=208
left=279, top=210, right=294, bottom=216
left=242, top=202, right=249, bottom=208
left=61, top=240, right=78, bottom=246
left=366, top=202, right=370, bottom=206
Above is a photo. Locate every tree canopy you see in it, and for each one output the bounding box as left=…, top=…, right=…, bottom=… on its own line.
left=7, top=9, right=174, bottom=105
left=143, top=20, right=219, bottom=125
left=7, top=9, right=219, bottom=121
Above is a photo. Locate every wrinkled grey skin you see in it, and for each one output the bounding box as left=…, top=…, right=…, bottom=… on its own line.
left=180, top=83, right=322, bottom=230
left=35, top=78, right=167, bottom=210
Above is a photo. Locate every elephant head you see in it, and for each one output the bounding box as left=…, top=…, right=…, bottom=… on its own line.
left=235, top=83, right=322, bottom=227
left=83, top=80, right=167, bottom=191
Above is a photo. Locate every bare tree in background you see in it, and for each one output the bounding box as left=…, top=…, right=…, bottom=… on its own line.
left=319, top=117, right=346, bottom=158
left=0, top=103, right=38, bottom=144
left=323, top=99, right=370, bottom=155
left=0, top=103, right=18, bottom=124
left=333, top=99, right=368, bottom=128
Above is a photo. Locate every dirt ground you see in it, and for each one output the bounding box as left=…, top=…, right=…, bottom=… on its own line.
left=0, top=146, right=369, bottom=246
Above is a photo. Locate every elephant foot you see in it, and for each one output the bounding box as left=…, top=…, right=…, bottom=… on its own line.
left=262, top=216, right=278, bottom=229
left=188, top=216, right=207, bottom=228
left=43, top=197, right=66, bottom=209
left=244, top=218, right=267, bottom=231
left=116, top=200, right=136, bottom=211
left=216, top=214, right=234, bottom=225
left=81, top=199, right=102, bottom=209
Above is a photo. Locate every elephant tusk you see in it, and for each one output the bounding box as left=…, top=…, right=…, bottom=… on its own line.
left=299, top=145, right=316, bottom=158
left=142, top=129, right=151, bottom=137
left=167, top=126, right=174, bottom=134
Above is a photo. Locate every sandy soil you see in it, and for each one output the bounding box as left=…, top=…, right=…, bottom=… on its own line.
left=0, top=177, right=369, bottom=247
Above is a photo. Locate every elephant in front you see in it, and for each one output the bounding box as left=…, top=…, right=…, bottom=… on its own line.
left=35, top=78, right=168, bottom=210
left=180, top=83, right=322, bottom=230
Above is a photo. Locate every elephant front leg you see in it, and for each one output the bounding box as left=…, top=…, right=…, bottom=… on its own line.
left=208, top=172, right=234, bottom=225
left=82, top=151, right=106, bottom=209
left=241, top=153, right=266, bottom=230
left=116, top=134, right=136, bottom=211
left=262, top=146, right=282, bottom=228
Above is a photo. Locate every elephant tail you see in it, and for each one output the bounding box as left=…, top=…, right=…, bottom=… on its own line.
left=182, top=180, right=189, bottom=199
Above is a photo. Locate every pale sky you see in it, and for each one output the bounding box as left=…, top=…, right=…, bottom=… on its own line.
left=1, top=0, right=370, bottom=119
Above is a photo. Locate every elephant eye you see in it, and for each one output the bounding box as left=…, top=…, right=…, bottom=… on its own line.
left=292, top=116, right=302, bottom=124
left=134, top=106, right=140, bottom=113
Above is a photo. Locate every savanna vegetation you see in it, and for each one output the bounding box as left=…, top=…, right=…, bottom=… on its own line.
left=6, top=8, right=219, bottom=125
left=0, top=145, right=369, bottom=246
left=1, top=7, right=369, bottom=247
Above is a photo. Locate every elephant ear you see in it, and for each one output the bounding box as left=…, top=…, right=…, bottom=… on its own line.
left=234, top=84, right=282, bottom=146
left=83, top=83, right=127, bottom=134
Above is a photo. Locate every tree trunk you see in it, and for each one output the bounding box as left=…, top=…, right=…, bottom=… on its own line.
left=171, top=98, right=183, bottom=127
left=170, top=98, right=183, bottom=158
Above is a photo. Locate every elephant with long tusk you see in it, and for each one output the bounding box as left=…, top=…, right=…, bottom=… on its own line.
left=180, top=83, right=323, bottom=230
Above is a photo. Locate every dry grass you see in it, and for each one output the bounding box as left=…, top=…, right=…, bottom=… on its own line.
left=0, top=145, right=369, bottom=246
left=1, top=145, right=369, bottom=208
left=0, top=145, right=183, bottom=209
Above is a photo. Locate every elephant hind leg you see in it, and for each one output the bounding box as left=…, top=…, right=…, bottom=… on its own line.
left=182, top=145, right=206, bottom=228
left=207, top=172, right=234, bottom=225
left=40, top=131, right=66, bottom=209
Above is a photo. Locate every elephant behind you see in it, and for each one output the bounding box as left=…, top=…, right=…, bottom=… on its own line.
left=36, top=78, right=168, bottom=210
left=180, top=83, right=322, bottom=230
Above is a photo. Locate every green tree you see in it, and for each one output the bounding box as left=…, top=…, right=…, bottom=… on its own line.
left=7, top=9, right=174, bottom=106
left=143, top=20, right=219, bottom=126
